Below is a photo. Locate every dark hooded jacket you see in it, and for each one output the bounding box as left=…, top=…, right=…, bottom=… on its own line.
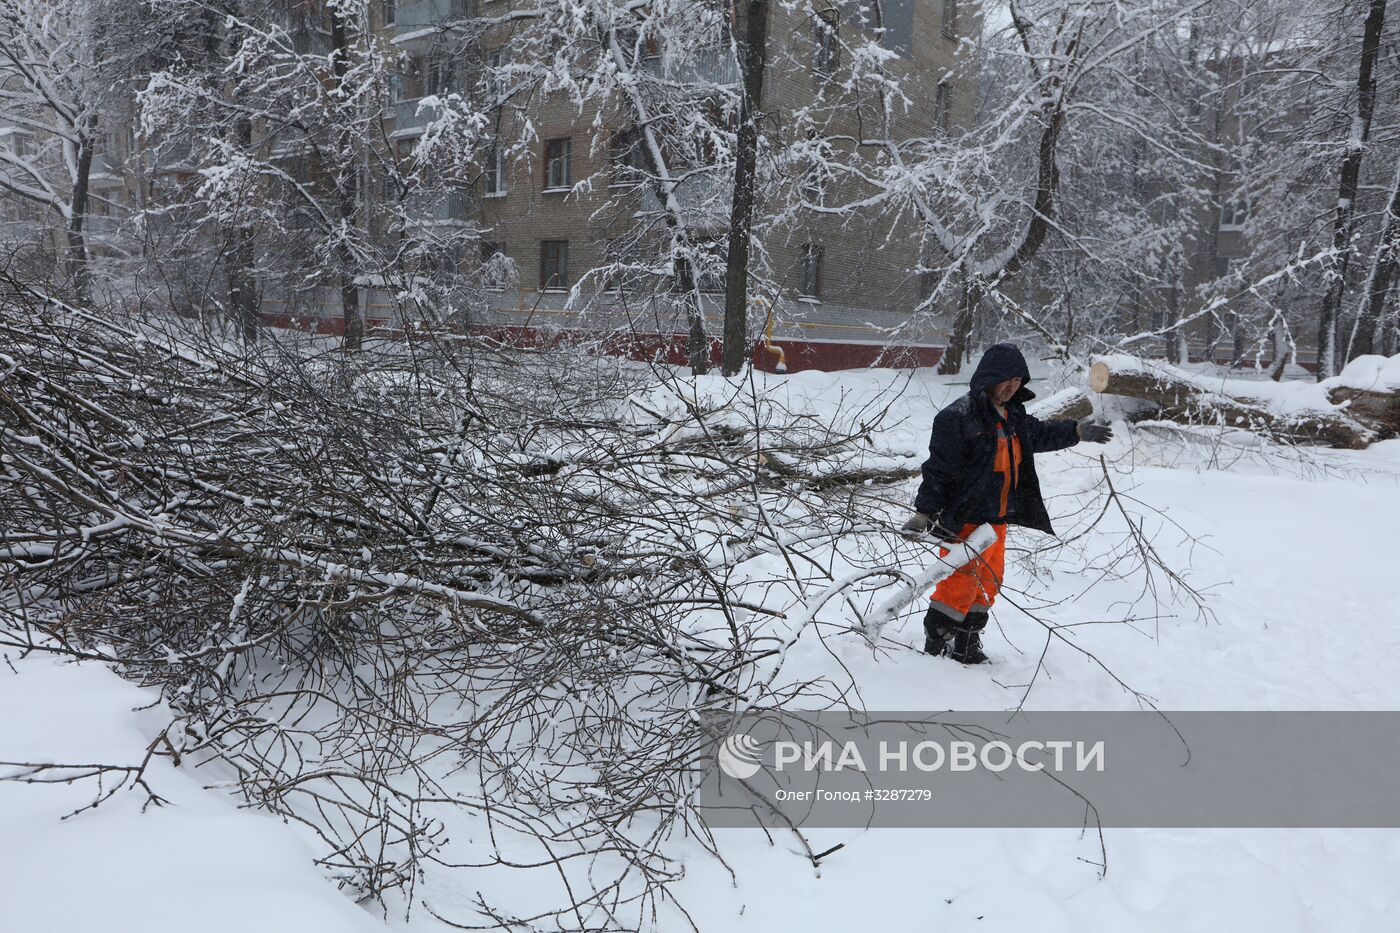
left=914, top=343, right=1079, bottom=535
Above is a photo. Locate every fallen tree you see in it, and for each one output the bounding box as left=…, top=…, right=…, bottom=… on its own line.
left=1088, top=356, right=1380, bottom=449
left=1028, top=386, right=1095, bottom=422
left=1326, top=386, right=1400, bottom=437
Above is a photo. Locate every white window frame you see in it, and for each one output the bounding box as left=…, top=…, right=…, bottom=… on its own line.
left=541, top=239, right=569, bottom=291
left=486, top=47, right=508, bottom=103
left=815, top=9, right=840, bottom=77
left=544, top=138, right=572, bottom=191
left=483, top=145, right=508, bottom=197
left=1219, top=197, right=1248, bottom=231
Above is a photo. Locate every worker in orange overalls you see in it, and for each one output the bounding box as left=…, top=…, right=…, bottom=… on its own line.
left=901, top=344, right=1112, bottom=663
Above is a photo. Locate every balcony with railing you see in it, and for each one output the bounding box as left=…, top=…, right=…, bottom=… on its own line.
left=82, top=211, right=128, bottom=252
left=89, top=151, right=123, bottom=181
left=403, top=189, right=473, bottom=226
left=393, top=97, right=447, bottom=135
left=638, top=172, right=732, bottom=230
left=642, top=46, right=739, bottom=88
left=393, top=0, right=468, bottom=40
left=83, top=213, right=121, bottom=236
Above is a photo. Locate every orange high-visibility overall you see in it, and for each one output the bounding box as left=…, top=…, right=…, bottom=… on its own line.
left=928, top=419, right=1021, bottom=622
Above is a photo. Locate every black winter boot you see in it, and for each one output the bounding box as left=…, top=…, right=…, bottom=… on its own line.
left=921, top=605, right=956, bottom=657
left=946, top=611, right=990, bottom=665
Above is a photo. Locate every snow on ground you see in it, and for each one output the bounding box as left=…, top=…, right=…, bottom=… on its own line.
left=0, top=658, right=389, bottom=933
left=4, top=356, right=1400, bottom=932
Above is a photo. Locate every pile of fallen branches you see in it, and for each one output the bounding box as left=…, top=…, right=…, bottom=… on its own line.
left=0, top=274, right=941, bottom=926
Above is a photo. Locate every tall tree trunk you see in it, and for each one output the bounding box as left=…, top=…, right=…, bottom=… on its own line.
left=1165, top=284, right=1184, bottom=364
left=1382, top=276, right=1400, bottom=356
left=939, top=270, right=981, bottom=374
left=226, top=234, right=257, bottom=343
left=66, top=126, right=94, bottom=300
left=721, top=0, right=770, bottom=376
left=330, top=7, right=363, bottom=351
left=1350, top=160, right=1400, bottom=359
left=604, top=26, right=710, bottom=373
left=675, top=257, right=708, bottom=373
left=1268, top=311, right=1294, bottom=381
left=1203, top=56, right=1227, bottom=365
left=229, top=114, right=258, bottom=343
left=1316, top=0, right=1387, bottom=379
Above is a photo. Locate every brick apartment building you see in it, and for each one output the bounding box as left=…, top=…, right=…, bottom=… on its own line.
left=377, top=0, right=979, bottom=370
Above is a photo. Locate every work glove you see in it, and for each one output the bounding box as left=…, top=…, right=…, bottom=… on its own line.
left=901, top=513, right=959, bottom=542
left=899, top=512, right=934, bottom=538
left=1077, top=418, right=1113, bottom=444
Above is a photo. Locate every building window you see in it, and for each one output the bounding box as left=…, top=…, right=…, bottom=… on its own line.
left=815, top=9, right=840, bottom=76
left=486, top=47, right=508, bottom=104
left=941, top=0, right=957, bottom=39
left=610, top=129, right=648, bottom=186
left=425, top=57, right=455, bottom=95
left=799, top=243, right=823, bottom=299
left=97, top=127, right=121, bottom=156
left=1214, top=256, right=1240, bottom=280
left=544, top=138, right=571, bottom=190
left=918, top=268, right=937, bottom=301
left=483, top=145, right=507, bottom=196
left=934, top=81, right=951, bottom=132
left=383, top=0, right=395, bottom=26
left=1220, top=198, right=1248, bottom=230
left=541, top=239, right=569, bottom=290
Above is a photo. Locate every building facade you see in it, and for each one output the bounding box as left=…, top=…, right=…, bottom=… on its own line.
left=375, top=0, right=979, bottom=370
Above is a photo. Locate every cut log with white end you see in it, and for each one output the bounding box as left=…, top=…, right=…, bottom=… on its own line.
left=1089, top=361, right=1111, bottom=394
left=1088, top=358, right=1375, bottom=449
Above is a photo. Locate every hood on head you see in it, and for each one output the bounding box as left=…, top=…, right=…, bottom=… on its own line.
left=968, top=343, right=1035, bottom=403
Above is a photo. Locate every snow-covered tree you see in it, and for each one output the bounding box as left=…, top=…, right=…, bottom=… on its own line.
left=139, top=0, right=496, bottom=347
left=0, top=0, right=113, bottom=293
